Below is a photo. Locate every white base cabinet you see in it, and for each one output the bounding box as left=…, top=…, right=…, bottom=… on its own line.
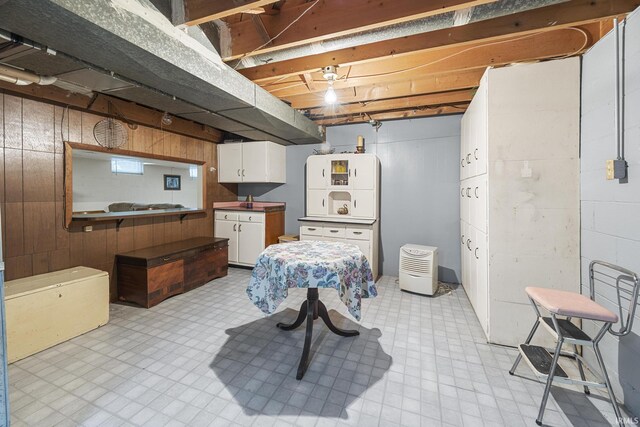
left=460, top=58, right=581, bottom=346
left=300, top=221, right=379, bottom=280
left=215, top=211, right=266, bottom=267
left=218, top=141, right=286, bottom=183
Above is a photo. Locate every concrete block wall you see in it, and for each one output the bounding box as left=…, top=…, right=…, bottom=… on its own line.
left=581, top=8, right=640, bottom=417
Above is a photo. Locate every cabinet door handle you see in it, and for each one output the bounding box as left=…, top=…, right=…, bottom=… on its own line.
left=461, top=188, right=464, bottom=197
left=474, top=148, right=478, bottom=160
left=242, top=169, right=245, bottom=177
left=475, top=248, right=479, bottom=259
left=467, top=239, right=472, bottom=250
left=475, top=187, right=479, bottom=198
left=355, top=169, right=357, bottom=177
left=466, top=187, right=470, bottom=197
left=461, top=159, right=465, bottom=168
left=322, top=169, right=325, bottom=177
left=322, top=199, right=325, bottom=207
left=249, top=216, right=252, bottom=221
left=354, top=200, right=357, bottom=208
left=466, top=153, right=471, bottom=164
left=349, top=169, right=351, bottom=177
left=239, top=224, right=242, bottom=232
left=461, top=235, right=465, bottom=244
left=233, top=224, right=236, bottom=231
left=237, top=169, right=241, bottom=176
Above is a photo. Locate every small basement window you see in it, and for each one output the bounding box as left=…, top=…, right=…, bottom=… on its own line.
left=111, top=158, right=143, bottom=175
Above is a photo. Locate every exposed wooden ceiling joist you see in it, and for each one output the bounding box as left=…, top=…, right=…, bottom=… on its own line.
left=183, top=0, right=279, bottom=26
left=315, top=105, right=469, bottom=126
left=222, top=0, right=498, bottom=60
left=264, top=25, right=596, bottom=99
left=286, top=68, right=486, bottom=110
left=307, top=90, right=475, bottom=117
left=239, top=0, right=640, bottom=82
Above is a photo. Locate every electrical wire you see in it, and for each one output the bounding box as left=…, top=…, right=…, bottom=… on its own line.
left=233, top=0, right=321, bottom=70
left=263, top=27, right=589, bottom=94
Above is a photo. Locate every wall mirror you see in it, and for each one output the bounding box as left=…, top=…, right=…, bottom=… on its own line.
left=64, top=142, right=206, bottom=227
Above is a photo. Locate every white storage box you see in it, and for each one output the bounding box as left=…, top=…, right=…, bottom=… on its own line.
left=4, top=267, right=109, bottom=363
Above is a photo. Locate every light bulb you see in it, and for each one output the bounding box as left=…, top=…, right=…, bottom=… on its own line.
left=324, top=86, right=337, bottom=104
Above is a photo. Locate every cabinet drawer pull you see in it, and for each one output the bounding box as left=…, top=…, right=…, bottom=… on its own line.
left=249, top=216, right=252, bottom=221
left=475, top=248, right=479, bottom=259
left=233, top=224, right=236, bottom=231
left=224, top=214, right=228, bottom=219
left=475, top=187, right=479, bottom=198
left=163, top=257, right=171, bottom=262
left=329, top=230, right=339, bottom=233
left=308, top=227, right=316, bottom=231
left=353, top=231, right=363, bottom=235
left=467, top=239, right=471, bottom=250
left=474, top=148, right=478, bottom=160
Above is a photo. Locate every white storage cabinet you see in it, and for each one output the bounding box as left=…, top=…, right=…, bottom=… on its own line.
left=460, top=58, right=581, bottom=346
left=215, top=211, right=266, bottom=266
left=218, top=141, right=286, bottom=183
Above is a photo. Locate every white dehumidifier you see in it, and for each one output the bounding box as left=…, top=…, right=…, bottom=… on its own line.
left=399, top=244, right=438, bottom=296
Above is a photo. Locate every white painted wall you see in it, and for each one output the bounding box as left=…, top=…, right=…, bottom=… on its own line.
left=581, top=8, right=640, bottom=417
left=73, top=157, right=202, bottom=211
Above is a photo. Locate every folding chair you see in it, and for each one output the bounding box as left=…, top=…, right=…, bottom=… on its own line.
left=509, top=260, right=639, bottom=427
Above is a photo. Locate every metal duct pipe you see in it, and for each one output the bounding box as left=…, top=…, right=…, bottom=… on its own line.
left=230, top=0, right=566, bottom=69
left=0, top=64, right=57, bottom=85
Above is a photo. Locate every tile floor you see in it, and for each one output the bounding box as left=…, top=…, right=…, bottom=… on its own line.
left=8, top=269, right=632, bottom=426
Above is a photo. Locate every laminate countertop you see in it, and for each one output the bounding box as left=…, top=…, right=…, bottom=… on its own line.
left=213, top=201, right=286, bottom=213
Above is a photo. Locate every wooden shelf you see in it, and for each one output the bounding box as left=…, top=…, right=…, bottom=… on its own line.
left=71, top=208, right=206, bottom=229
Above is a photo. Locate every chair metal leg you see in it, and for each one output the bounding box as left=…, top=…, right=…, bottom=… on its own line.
left=573, top=344, right=590, bottom=395
left=536, top=334, right=564, bottom=425
left=594, top=343, right=624, bottom=427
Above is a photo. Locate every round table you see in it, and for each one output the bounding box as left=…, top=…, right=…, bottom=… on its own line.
left=247, top=240, right=377, bottom=379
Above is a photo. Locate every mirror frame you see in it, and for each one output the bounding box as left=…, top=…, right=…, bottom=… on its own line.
left=64, top=142, right=207, bottom=227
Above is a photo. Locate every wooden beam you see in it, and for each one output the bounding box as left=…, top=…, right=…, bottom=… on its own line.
left=307, top=89, right=475, bottom=117
left=183, top=0, right=279, bottom=26
left=223, top=0, right=497, bottom=60
left=239, top=0, right=640, bottom=82
left=0, top=81, right=223, bottom=142
left=286, top=68, right=485, bottom=110
left=266, top=26, right=595, bottom=98
left=316, top=105, right=468, bottom=126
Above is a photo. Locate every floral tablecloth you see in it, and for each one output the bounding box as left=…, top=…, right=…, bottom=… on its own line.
left=247, top=241, right=377, bottom=320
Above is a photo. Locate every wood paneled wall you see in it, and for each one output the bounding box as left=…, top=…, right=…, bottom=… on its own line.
left=0, top=93, right=237, bottom=299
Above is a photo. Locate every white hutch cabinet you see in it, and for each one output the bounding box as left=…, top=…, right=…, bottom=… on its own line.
left=460, top=58, right=581, bottom=346
left=300, top=153, right=380, bottom=279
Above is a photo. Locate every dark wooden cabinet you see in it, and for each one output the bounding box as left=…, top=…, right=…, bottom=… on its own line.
left=116, top=237, right=228, bottom=308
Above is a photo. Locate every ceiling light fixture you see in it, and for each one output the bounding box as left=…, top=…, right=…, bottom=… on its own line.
left=322, top=65, right=338, bottom=105
left=161, top=112, right=173, bottom=126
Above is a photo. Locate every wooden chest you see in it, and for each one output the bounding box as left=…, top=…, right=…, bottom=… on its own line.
left=116, top=237, right=228, bottom=308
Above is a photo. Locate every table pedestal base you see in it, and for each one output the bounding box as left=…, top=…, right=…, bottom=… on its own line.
left=277, top=288, right=359, bottom=379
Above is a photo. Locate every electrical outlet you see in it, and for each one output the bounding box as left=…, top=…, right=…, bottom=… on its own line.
left=83, top=225, right=93, bottom=232
left=606, top=159, right=627, bottom=180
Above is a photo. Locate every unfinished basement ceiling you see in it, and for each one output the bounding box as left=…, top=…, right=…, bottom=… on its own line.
left=182, top=0, right=640, bottom=125
left=0, top=0, right=323, bottom=145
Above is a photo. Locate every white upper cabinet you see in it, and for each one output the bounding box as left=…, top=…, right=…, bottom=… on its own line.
left=305, top=153, right=379, bottom=219
left=218, top=143, right=243, bottom=183
left=307, top=155, right=327, bottom=189
left=351, top=155, right=376, bottom=189
left=218, top=141, right=286, bottom=183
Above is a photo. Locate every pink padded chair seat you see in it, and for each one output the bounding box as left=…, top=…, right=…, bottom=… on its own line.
left=525, top=287, right=619, bottom=323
